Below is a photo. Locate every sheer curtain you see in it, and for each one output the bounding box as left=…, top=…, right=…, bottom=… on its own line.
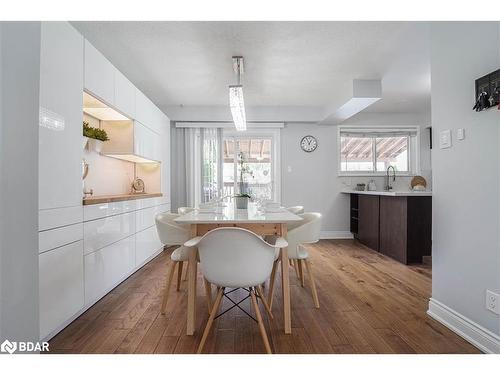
left=200, top=128, right=223, bottom=204
left=171, top=126, right=222, bottom=211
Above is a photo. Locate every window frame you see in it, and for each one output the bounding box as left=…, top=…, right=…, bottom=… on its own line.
left=223, top=128, right=281, bottom=202
left=337, top=125, right=420, bottom=177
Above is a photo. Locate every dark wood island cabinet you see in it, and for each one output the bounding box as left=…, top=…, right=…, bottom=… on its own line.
left=347, top=192, right=432, bottom=264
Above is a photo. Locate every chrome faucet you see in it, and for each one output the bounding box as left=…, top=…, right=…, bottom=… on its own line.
left=385, top=166, right=396, bottom=190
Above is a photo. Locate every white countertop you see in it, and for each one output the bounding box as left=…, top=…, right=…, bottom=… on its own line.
left=174, top=202, right=303, bottom=224
left=341, top=189, right=432, bottom=197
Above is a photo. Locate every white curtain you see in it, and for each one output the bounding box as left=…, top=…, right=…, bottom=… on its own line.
left=200, top=128, right=223, bottom=204
left=171, top=126, right=222, bottom=211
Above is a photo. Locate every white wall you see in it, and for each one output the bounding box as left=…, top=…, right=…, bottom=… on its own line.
left=429, top=22, right=500, bottom=340
left=0, top=22, right=41, bottom=343
left=280, top=111, right=431, bottom=237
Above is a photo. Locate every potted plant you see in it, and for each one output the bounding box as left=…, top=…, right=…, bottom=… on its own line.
left=83, top=121, right=109, bottom=152
left=233, top=152, right=254, bottom=209
left=236, top=151, right=254, bottom=195
left=234, top=193, right=251, bottom=209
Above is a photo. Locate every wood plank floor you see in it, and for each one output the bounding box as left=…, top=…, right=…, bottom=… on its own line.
left=47, top=240, right=480, bottom=354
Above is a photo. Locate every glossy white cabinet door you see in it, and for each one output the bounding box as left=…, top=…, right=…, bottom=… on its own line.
left=84, top=39, right=115, bottom=105
left=84, top=235, right=135, bottom=305
left=83, top=200, right=137, bottom=222
left=161, top=118, right=171, bottom=202
left=39, top=240, right=84, bottom=339
left=39, top=223, right=83, bottom=254
left=135, top=89, right=154, bottom=130
left=134, top=121, right=158, bottom=161
left=114, top=68, right=135, bottom=119
left=84, top=211, right=136, bottom=255
left=136, top=226, right=163, bottom=267
left=39, top=22, right=83, bottom=211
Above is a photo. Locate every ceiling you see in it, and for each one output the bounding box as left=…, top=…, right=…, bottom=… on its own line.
left=72, top=21, right=431, bottom=119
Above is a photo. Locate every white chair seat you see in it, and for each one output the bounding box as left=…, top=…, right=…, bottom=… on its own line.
left=170, top=245, right=191, bottom=262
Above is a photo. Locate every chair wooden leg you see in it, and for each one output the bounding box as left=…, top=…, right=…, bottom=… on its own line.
left=289, top=259, right=294, bottom=267
left=297, top=259, right=305, bottom=287
left=268, top=260, right=279, bottom=310
left=160, top=262, right=177, bottom=314
left=256, top=285, right=274, bottom=320
left=250, top=289, right=272, bottom=354
left=294, top=259, right=301, bottom=280
left=176, top=261, right=183, bottom=291
left=197, top=287, right=224, bottom=354
left=304, top=259, right=320, bottom=308
left=203, top=278, right=213, bottom=313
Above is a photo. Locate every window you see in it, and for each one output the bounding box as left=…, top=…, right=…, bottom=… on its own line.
left=222, top=129, right=280, bottom=202
left=338, top=126, right=419, bottom=176
left=223, top=136, right=274, bottom=200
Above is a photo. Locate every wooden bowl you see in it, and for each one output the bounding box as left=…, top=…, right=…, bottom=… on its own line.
left=410, top=176, right=427, bottom=189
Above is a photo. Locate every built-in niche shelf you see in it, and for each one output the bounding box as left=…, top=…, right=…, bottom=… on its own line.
left=82, top=92, right=162, bottom=197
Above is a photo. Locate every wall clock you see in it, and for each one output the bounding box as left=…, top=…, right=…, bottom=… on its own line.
left=300, top=135, right=318, bottom=152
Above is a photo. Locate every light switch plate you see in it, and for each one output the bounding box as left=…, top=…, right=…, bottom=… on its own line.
left=457, top=128, right=465, bottom=140
left=486, top=290, right=500, bottom=315
left=439, top=130, right=452, bottom=149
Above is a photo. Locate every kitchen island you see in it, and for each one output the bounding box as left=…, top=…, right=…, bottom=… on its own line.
left=342, top=190, right=432, bottom=264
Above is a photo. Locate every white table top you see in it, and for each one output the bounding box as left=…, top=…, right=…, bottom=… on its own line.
left=174, top=202, right=303, bottom=224
left=341, top=189, right=432, bottom=197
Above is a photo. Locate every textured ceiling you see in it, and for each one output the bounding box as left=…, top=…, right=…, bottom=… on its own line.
left=72, top=21, right=430, bottom=116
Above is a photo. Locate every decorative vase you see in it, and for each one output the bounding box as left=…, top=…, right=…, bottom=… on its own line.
left=88, top=138, right=104, bottom=153
left=235, top=196, right=248, bottom=209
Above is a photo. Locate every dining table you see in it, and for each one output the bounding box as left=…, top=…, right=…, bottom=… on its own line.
left=174, top=202, right=303, bottom=335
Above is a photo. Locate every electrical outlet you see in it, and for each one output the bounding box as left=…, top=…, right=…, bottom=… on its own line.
left=486, top=290, right=500, bottom=315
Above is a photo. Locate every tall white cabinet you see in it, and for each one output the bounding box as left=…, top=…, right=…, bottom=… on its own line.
left=38, top=22, right=85, bottom=340
left=38, top=22, right=172, bottom=341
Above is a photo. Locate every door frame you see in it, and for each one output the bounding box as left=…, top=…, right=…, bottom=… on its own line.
left=223, top=128, right=281, bottom=203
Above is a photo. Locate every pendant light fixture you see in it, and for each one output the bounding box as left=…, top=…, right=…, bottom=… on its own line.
left=229, top=56, right=246, bottom=131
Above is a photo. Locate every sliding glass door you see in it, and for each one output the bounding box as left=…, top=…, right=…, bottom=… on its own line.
left=222, top=134, right=275, bottom=201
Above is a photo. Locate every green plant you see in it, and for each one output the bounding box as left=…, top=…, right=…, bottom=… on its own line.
left=83, top=121, right=109, bottom=141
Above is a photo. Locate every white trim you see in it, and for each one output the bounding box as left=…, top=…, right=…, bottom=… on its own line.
left=427, top=298, right=500, bottom=354
left=320, top=231, right=354, bottom=239
left=176, top=121, right=284, bottom=129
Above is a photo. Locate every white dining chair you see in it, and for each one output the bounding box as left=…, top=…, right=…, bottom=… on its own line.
left=286, top=205, right=305, bottom=214
left=268, top=212, right=322, bottom=309
left=155, top=212, right=212, bottom=315
left=184, top=227, right=287, bottom=354
left=178, top=206, right=195, bottom=215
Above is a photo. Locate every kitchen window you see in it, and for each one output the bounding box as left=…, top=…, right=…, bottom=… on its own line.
left=338, top=126, right=419, bottom=176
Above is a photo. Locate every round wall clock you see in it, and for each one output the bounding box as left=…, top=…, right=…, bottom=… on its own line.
left=300, top=135, right=318, bottom=152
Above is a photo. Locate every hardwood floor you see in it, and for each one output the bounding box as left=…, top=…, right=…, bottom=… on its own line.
left=47, top=240, right=480, bottom=354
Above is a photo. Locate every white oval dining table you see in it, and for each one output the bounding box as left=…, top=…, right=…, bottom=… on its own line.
left=175, top=202, right=303, bottom=335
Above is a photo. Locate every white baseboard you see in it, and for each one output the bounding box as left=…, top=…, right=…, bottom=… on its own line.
left=427, top=298, right=500, bottom=354
left=320, top=231, right=354, bottom=239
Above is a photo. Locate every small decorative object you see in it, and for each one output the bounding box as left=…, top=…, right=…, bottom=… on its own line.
left=131, top=178, right=145, bottom=194
left=473, top=69, right=500, bottom=112
left=300, top=135, right=318, bottom=152
left=367, top=179, right=377, bottom=191
left=410, top=175, right=427, bottom=191
left=83, top=121, right=109, bottom=152
left=234, top=193, right=251, bottom=209
left=82, top=159, right=89, bottom=180
left=355, top=183, right=366, bottom=191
